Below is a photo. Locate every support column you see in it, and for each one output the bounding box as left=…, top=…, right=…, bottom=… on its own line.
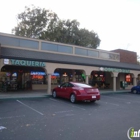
left=47, top=73, right=52, bottom=94
left=111, top=72, right=118, bottom=92
left=72, top=70, right=76, bottom=82
left=86, top=75, right=89, bottom=84
left=113, top=76, right=116, bottom=91
left=133, top=76, right=137, bottom=86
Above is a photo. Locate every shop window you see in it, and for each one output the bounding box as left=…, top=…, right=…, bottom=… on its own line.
left=75, top=48, right=88, bottom=56
left=125, top=74, right=132, bottom=84
left=0, top=35, right=19, bottom=47
left=41, top=42, right=58, bottom=52
left=6, top=72, right=11, bottom=77
left=100, top=52, right=110, bottom=59
left=31, top=71, right=46, bottom=84
left=11, top=72, right=17, bottom=81
left=58, top=45, right=73, bottom=54
left=87, top=50, right=99, bottom=57
left=51, top=73, right=60, bottom=85
left=20, top=39, right=39, bottom=49
left=90, top=71, right=107, bottom=88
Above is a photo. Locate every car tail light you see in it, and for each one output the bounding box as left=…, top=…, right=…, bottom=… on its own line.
left=78, top=87, right=86, bottom=94
left=84, top=88, right=99, bottom=94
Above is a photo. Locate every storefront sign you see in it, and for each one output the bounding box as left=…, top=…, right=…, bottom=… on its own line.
left=30, top=71, right=46, bottom=75
left=10, top=59, right=46, bottom=67
left=100, top=67, right=130, bottom=73
left=4, top=59, right=9, bottom=64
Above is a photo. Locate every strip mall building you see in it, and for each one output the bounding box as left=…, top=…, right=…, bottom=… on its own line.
left=0, top=32, right=140, bottom=93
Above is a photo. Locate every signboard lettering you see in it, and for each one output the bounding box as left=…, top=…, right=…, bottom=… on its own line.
left=10, top=59, right=45, bottom=67
left=100, top=67, right=130, bottom=73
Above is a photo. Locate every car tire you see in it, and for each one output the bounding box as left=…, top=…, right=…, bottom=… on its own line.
left=70, top=94, right=76, bottom=103
left=52, top=91, right=57, bottom=98
left=132, top=90, right=137, bottom=94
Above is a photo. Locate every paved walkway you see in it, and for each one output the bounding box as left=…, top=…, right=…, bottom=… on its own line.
left=0, top=89, right=131, bottom=99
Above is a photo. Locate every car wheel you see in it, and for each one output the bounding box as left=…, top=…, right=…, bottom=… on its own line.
left=132, top=90, right=137, bottom=94
left=70, top=94, right=76, bottom=103
left=52, top=91, right=57, bottom=98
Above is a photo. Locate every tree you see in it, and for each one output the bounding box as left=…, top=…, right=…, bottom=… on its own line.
left=41, top=19, right=80, bottom=43
left=76, top=29, right=100, bottom=48
left=12, top=5, right=58, bottom=38
left=40, top=19, right=100, bottom=48
left=12, top=5, right=100, bottom=49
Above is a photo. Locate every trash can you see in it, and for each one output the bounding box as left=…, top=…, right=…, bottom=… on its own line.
left=124, top=81, right=128, bottom=88
left=120, top=81, right=125, bottom=89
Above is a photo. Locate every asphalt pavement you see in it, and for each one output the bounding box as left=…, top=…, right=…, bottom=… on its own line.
left=0, top=89, right=130, bottom=99
left=0, top=92, right=140, bottom=140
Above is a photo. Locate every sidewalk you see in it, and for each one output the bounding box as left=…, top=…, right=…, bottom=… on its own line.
left=0, top=89, right=131, bottom=100
left=0, top=90, right=50, bottom=99
left=100, top=89, right=130, bottom=94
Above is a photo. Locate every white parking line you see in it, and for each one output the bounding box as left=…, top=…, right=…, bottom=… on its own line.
left=71, top=105, right=86, bottom=110
left=17, top=100, right=44, bottom=116
left=55, top=110, right=73, bottom=114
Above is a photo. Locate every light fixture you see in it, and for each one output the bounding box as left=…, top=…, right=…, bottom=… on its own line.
left=95, top=74, right=98, bottom=77
left=63, top=72, right=67, bottom=77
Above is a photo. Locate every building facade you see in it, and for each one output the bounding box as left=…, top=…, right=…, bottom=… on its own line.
left=0, top=32, right=140, bottom=93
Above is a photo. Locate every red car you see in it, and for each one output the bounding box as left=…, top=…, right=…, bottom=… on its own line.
left=52, top=82, right=100, bottom=103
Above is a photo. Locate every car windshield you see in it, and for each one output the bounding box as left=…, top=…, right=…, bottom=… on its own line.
left=73, top=83, right=92, bottom=88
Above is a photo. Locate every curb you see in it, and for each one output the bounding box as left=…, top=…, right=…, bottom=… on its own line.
left=100, top=91, right=130, bottom=95
left=0, top=94, right=52, bottom=100
left=0, top=91, right=130, bottom=100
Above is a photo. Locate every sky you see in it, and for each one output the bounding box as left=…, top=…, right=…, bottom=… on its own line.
left=0, top=0, right=140, bottom=56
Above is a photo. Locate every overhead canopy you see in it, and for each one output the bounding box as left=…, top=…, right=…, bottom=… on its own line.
left=1, top=47, right=140, bottom=71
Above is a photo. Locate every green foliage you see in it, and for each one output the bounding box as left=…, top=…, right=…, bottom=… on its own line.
left=76, top=29, right=100, bottom=48
left=12, top=5, right=58, bottom=38
left=40, top=19, right=80, bottom=44
left=12, top=5, right=100, bottom=49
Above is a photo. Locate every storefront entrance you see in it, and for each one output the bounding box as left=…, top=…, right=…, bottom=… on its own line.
left=90, top=71, right=112, bottom=89
left=51, top=68, right=85, bottom=88
left=0, top=65, right=46, bottom=91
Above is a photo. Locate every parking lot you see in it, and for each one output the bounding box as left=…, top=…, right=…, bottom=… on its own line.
left=0, top=92, right=140, bottom=140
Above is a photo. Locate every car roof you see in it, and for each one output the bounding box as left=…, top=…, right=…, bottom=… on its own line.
left=70, top=82, right=81, bottom=84
left=70, top=82, right=87, bottom=85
